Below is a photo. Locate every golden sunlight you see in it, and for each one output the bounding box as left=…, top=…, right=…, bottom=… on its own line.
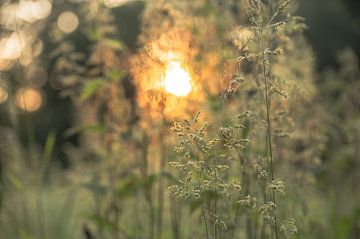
left=163, top=61, right=192, bottom=97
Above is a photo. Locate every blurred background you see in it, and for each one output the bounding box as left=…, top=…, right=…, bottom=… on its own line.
left=0, top=0, right=359, bottom=238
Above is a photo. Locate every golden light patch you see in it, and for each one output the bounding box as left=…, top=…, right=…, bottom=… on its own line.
left=163, top=61, right=192, bottom=97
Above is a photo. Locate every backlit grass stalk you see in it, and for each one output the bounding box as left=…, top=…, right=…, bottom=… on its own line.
left=259, top=3, right=278, bottom=239
left=261, top=32, right=278, bottom=239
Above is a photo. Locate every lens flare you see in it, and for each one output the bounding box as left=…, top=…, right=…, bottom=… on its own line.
left=163, top=61, right=192, bottom=97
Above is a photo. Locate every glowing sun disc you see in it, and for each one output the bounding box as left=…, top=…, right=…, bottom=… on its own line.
left=164, top=61, right=191, bottom=97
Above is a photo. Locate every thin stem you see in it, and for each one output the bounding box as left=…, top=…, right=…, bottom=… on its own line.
left=202, top=205, right=210, bottom=239
left=260, top=17, right=278, bottom=239
left=141, top=133, right=155, bottom=239
left=267, top=0, right=284, bottom=26
left=104, top=136, right=121, bottom=239
left=214, top=199, right=218, bottom=239
left=214, top=150, right=219, bottom=239
left=254, top=211, right=258, bottom=239
left=157, top=124, right=166, bottom=239
left=240, top=153, right=252, bottom=239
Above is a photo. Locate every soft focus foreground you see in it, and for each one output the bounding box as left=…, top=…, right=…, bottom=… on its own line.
left=0, top=0, right=359, bottom=239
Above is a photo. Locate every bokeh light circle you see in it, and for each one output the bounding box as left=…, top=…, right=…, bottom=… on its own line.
left=15, top=87, right=43, bottom=112
left=57, top=11, right=79, bottom=33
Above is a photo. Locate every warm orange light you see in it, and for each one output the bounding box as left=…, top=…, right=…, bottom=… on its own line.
left=163, top=61, right=192, bottom=97
left=0, top=86, right=8, bottom=104
left=15, top=87, right=42, bottom=112
left=0, top=59, right=14, bottom=71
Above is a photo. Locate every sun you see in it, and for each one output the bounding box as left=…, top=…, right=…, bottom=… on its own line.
left=163, top=61, right=192, bottom=97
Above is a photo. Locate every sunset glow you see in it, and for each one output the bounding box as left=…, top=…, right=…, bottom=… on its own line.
left=163, top=61, right=192, bottom=97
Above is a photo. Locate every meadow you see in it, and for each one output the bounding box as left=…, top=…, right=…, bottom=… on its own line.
left=0, top=0, right=359, bottom=239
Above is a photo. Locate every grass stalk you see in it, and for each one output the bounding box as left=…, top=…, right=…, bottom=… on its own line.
left=156, top=124, right=166, bottom=239
left=214, top=198, right=218, bottom=239
left=202, top=205, right=210, bottom=239
left=140, top=133, right=155, bottom=239
left=260, top=22, right=278, bottom=239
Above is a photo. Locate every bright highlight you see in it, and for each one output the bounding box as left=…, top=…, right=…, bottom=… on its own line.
left=164, top=61, right=192, bottom=97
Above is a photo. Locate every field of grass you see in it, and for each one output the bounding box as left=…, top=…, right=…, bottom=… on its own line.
left=0, top=0, right=359, bottom=239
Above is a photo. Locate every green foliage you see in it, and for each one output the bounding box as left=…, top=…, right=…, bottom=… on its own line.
left=80, top=79, right=104, bottom=101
